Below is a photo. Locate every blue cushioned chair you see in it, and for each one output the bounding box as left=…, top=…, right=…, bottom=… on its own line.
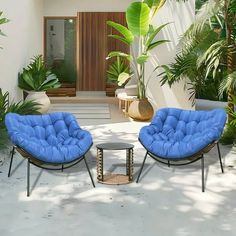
left=5, top=112, right=95, bottom=196
left=136, top=108, right=227, bottom=192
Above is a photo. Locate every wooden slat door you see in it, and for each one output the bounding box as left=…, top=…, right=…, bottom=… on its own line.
left=78, top=12, right=129, bottom=91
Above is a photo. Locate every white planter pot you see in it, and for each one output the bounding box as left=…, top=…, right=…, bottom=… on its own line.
left=196, top=99, right=227, bottom=110
left=25, top=91, right=50, bottom=114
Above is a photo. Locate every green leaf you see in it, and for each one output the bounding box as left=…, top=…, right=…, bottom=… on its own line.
left=107, top=58, right=130, bottom=83
left=117, top=72, right=131, bottom=86
left=144, top=0, right=166, bottom=16
left=39, top=74, right=61, bottom=91
left=0, top=30, right=6, bottom=37
left=147, top=39, right=169, bottom=51
left=145, top=23, right=170, bottom=48
left=159, top=65, right=172, bottom=86
left=107, top=51, right=132, bottom=61
left=144, top=0, right=166, bottom=9
left=137, top=55, right=149, bottom=64
left=107, top=21, right=134, bottom=44
left=108, top=34, right=131, bottom=45
left=126, top=2, right=150, bottom=36
left=219, top=71, right=236, bottom=98
left=18, top=71, right=35, bottom=90
left=0, top=18, right=9, bottom=25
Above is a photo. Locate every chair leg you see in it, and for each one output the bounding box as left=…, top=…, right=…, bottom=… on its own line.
left=8, top=146, right=15, bottom=177
left=84, top=158, right=95, bottom=188
left=27, top=159, right=30, bottom=197
left=168, top=160, right=170, bottom=167
left=136, top=152, right=148, bottom=183
left=216, top=142, right=224, bottom=173
left=201, top=154, right=205, bottom=192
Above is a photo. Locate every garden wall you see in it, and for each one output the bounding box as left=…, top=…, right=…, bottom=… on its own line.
left=0, top=0, right=43, bottom=100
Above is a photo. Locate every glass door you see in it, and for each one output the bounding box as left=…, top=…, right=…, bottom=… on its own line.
left=44, top=17, right=77, bottom=96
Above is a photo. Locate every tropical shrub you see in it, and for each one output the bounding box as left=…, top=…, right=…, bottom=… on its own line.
left=0, top=88, right=40, bottom=150
left=161, top=0, right=236, bottom=120
left=107, top=57, right=130, bottom=86
left=18, top=55, right=61, bottom=91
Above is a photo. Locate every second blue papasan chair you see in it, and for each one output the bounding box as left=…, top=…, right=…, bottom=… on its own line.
left=5, top=112, right=95, bottom=197
left=136, top=108, right=227, bottom=192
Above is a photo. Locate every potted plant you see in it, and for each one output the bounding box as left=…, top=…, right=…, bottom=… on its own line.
left=106, top=1, right=169, bottom=120
left=18, top=55, right=61, bottom=113
left=106, top=56, right=131, bottom=96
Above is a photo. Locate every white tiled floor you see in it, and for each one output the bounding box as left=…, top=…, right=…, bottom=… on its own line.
left=0, top=103, right=236, bottom=236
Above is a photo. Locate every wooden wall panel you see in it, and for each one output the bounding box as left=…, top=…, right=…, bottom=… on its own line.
left=78, top=12, right=129, bottom=91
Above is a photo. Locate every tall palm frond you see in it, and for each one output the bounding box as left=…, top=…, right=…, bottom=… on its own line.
left=197, top=39, right=226, bottom=78
left=182, top=0, right=222, bottom=50
left=161, top=24, right=219, bottom=85
left=219, top=71, right=236, bottom=97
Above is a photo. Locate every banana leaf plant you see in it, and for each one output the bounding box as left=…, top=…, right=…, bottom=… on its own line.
left=18, top=55, right=61, bottom=91
left=106, top=0, right=170, bottom=99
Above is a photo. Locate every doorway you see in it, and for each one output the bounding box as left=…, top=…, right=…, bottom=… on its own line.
left=78, top=12, right=129, bottom=92
left=44, top=13, right=128, bottom=95
left=44, top=17, right=77, bottom=96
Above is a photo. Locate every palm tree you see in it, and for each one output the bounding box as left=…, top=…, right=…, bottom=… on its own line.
left=221, top=0, right=236, bottom=122
left=162, top=0, right=236, bottom=121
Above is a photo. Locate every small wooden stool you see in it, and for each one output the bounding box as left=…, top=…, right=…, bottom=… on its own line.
left=117, top=93, right=137, bottom=116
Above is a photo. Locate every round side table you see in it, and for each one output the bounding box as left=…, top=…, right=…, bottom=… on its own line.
left=96, top=142, right=134, bottom=185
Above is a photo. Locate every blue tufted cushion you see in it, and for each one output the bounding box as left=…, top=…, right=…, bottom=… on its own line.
left=5, top=112, right=93, bottom=163
left=139, top=108, right=227, bottom=159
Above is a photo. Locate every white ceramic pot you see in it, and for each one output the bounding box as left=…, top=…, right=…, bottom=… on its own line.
left=195, top=99, right=227, bottom=110
left=25, top=91, right=50, bottom=114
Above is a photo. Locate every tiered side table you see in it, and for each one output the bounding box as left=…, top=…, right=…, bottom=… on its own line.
left=96, top=142, right=134, bottom=185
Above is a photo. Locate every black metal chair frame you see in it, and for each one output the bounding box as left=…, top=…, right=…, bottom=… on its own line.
left=136, top=140, right=224, bottom=192
left=8, top=144, right=95, bottom=197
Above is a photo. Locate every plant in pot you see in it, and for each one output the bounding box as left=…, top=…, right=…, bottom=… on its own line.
left=18, top=55, right=61, bottom=113
left=106, top=56, right=131, bottom=96
left=106, top=1, right=170, bottom=121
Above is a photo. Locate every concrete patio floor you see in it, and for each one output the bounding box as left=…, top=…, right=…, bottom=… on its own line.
left=0, top=103, right=236, bottom=236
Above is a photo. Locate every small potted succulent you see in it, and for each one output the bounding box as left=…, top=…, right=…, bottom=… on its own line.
left=18, top=55, right=61, bottom=113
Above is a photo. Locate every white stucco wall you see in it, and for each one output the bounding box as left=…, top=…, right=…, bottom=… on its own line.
left=146, top=0, right=195, bottom=110
left=44, top=0, right=195, bottom=110
left=0, top=0, right=43, bottom=100
left=43, top=0, right=134, bottom=16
